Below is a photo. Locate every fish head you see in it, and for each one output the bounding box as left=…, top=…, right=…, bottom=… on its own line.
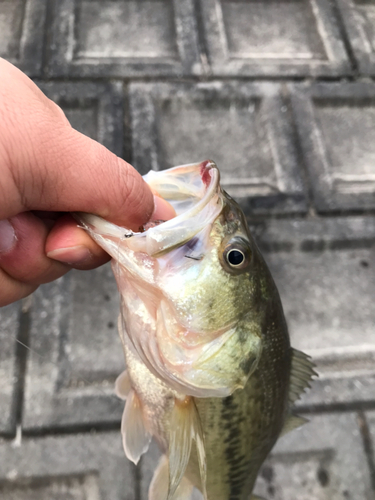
left=77, top=161, right=276, bottom=398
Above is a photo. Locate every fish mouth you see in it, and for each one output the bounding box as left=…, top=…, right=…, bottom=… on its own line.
left=77, top=160, right=223, bottom=258
left=141, top=160, right=222, bottom=256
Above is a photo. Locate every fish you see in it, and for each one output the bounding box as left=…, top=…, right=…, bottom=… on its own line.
left=76, top=160, right=315, bottom=500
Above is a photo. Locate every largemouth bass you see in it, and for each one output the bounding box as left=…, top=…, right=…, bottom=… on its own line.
left=77, top=161, right=315, bottom=500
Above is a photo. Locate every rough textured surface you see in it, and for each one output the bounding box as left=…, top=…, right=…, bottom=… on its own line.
left=36, top=81, right=125, bottom=157
left=199, top=0, right=350, bottom=76
left=140, top=414, right=374, bottom=499
left=0, top=303, right=20, bottom=434
left=337, top=0, right=375, bottom=75
left=130, top=81, right=307, bottom=214
left=290, top=82, right=375, bottom=211
left=0, top=1, right=375, bottom=499
left=22, top=271, right=123, bottom=430
left=254, top=217, right=375, bottom=409
left=46, top=0, right=202, bottom=77
left=0, top=432, right=135, bottom=500
left=0, top=0, right=47, bottom=76
left=254, top=413, right=373, bottom=500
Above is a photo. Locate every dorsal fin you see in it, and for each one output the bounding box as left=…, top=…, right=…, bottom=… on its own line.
left=289, top=348, right=317, bottom=405
left=121, top=389, right=151, bottom=464
left=168, top=397, right=207, bottom=500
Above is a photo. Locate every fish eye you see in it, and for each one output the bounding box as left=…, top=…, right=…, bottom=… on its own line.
left=227, top=249, right=245, bottom=266
left=221, top=237, right=252, bottom=273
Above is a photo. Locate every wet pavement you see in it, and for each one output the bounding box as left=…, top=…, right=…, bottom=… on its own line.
left=0, top=1, right=375, bottom=499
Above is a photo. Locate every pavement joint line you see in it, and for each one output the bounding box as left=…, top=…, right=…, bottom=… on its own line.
left=133, top=461, right=142, bottom=500
left=192, top=0, right=211, bottom=79
left=4, top=421, right=121, bottom=439
left=283, top=83, right=316, bottom=214
left=328, top=0, right=358, bottom=74
left=246, top=212, right=375, bottom=222
left=357, top=411, right=375, bottom=492
left=10, top=297, right=32, bottom=440
left=297, top=401, right=375, bottom=415
left=122, top=81, right=133, bottom=165
left=0, top=402, right=374, bottom=440
left=41, top=0, right=54, bottom=78
left=16, top=0, right=27, bottom=63
left=29, top=75, right=373, bottom=85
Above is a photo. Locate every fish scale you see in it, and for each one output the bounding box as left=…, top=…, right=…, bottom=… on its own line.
left=192, top=321, right=291, bottom=499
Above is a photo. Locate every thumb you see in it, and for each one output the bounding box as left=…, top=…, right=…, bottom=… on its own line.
left=0, top=58, right=166, bottom=228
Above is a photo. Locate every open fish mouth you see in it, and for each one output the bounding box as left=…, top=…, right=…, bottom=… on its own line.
left=77, top=160, right=223, bottom=259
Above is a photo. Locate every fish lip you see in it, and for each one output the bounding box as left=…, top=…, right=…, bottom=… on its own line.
left=199, top=159, right=217, bottom=187
left=131, top=160, right=222, bottom=257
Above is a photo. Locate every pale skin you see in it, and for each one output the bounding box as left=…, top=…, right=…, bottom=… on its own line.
left=0, top=59, right=175, bottom=307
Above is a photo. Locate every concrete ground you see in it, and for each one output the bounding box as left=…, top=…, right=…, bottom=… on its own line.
left=0, top=1, right=375, bottom=499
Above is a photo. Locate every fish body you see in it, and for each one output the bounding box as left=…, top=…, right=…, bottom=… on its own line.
left=77, top=161, right=314, bottom=500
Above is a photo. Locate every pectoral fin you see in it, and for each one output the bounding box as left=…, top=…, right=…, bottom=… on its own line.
left=121, top=389, right=151, bottom=464
left=168, top=397, right=207, bottom=500
left=149, top=455, right=194, bottom=500
left=115, top=369, right=131, bottom=400
left=289, top=348, right=317, bottom=404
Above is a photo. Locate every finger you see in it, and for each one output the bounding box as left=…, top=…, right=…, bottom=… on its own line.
left=45, top=215, right=110, bottom=270
left=0, top=268, right=37, bottom=307
left=0, top=60, right=154, bottom=230
left=0, top=213, right=70, bottom=285
left=152, top=194, right=177, bottom=222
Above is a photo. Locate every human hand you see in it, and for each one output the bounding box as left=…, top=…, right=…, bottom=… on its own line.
left=0, top=59, right=175, bottom=307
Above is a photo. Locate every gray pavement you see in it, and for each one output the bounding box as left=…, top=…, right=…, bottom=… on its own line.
left=0, top=1, right=375, bottom=499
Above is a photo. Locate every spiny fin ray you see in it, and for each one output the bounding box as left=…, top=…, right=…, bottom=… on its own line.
left=289, top=348, right=317, bottom=405
left=168, top=397, right=207, bottom=500
left=150, top=455, right=194, bottom=500
left=192, top=399, right=208, bottom=500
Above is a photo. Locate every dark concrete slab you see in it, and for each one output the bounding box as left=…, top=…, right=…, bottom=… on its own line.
left=290, top=82, right=375, bottom=212
left=0, top=432, right=135, bottom=500
left=0, top=0, right=47, bottom=76
left=252, top=216, right=375, bottom=408
left=199, top=0, right=351, bottom=77
left=36, top=81, right=125, bottom=157
left=255, top=413, right=372, bottom=499
left=45, top=0, right=202, bottom=78
left=22, top=269, right=124, bottom=430
left=130, top=81, right=307, bottom=215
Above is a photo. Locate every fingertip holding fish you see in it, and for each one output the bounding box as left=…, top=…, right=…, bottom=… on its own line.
left=151, top=192, right=176, bottom=222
